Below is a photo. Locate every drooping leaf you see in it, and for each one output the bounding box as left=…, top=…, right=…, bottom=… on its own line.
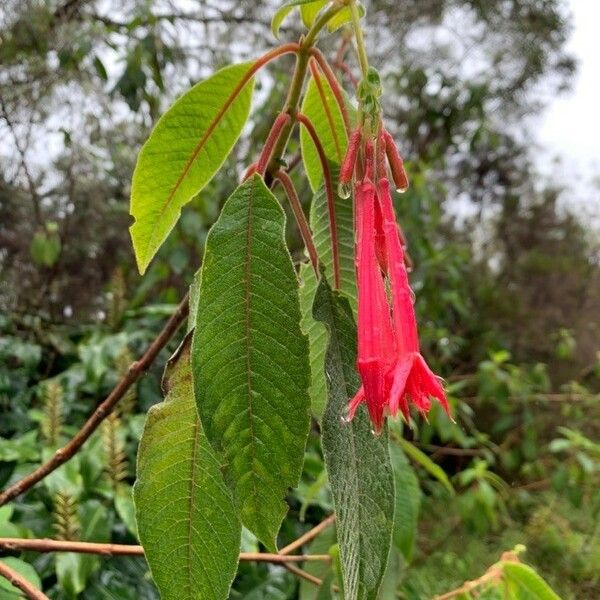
left=327, top=3, right=365, bottom=32
left=310, top=169, right=356, bottom=308
left=502, top=562, right=562, bottom=600
left=134, top=335, right=241, bottom=600
left=299, top=263, right=328, bottom=419
left=301, top=1, right=328, bottom=27
left=314, top=278, right=395, bottom=600
left=192, top=175, right=311, bottom=550
left=390, top=443, right=421, bottom=562
left=300, top=76, right=349, bottom=192
left=271, top=0, right=325, bottom=38
left=129, top=62, right=255, bottom=273
left=396, top=437, right=455, bottom=495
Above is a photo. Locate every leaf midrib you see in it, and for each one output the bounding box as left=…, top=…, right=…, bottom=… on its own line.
left=185, top=411, right=200, bottom=595
left=243, top=183, right=259, bottom=507
left=143, top=67, right=253, bottom=259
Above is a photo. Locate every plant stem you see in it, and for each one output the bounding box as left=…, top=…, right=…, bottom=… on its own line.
left=0, top=561, right=48, bottom=600
left=349, top=0, right=369, bottom=78
left=278, top=514, right=335, bottom=555
left=309, top=48, right=351, bottom=134
left=0, top=538, right=330, bottom=564
left=274, top=170, right=320, bottom=275
left=265, top=2, right=345, bottom=180
left=297, top=112, right=341, bottom=289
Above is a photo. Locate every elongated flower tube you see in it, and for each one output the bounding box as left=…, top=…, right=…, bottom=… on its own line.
left=346, top=130, right=451, bottom=432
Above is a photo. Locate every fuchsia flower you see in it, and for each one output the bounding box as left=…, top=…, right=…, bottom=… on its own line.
left=342, top=129, right=451, bottom=433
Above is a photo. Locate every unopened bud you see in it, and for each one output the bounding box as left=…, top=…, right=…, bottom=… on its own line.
left=384, top=130, right=410, bottom=193
left=339, top=128, right=362, bottom=184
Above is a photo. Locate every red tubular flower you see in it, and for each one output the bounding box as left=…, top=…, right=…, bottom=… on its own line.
left=346, top=129, right=451, bottom=432
left=349, top=180, right=396, bottom=432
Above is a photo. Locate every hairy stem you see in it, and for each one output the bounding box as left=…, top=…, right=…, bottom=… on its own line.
left=274, top=170, right=319, bottom=275
left=309, top=59, right=343, bottom=161
left=265, top=2, right=345, bottom=180
left=309, top=48, right=352, bottom=134
left=297, top=112, right=341, bottom=289
left=349, top=0, right=369, bottom=78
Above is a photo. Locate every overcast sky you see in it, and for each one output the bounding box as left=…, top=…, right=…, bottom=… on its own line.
left=537, top=0, right=600, bottom=216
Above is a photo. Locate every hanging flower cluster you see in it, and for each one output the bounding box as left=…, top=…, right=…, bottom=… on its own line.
left=340, top=127, right=451, bottom=433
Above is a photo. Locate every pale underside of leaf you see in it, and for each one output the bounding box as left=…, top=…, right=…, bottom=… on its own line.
left=314, top=279, right=395, bottom=600
left=192, top=175, right=311, bottom=550
left=134, top=336, right=241, bottom=600
left=130, top=62, right=255, bottom=274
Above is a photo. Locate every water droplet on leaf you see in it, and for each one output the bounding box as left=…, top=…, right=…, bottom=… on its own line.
left=338, top=180, right=352, bottom=199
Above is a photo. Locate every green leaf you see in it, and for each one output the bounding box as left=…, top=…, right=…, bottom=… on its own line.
left=502, top=563, right=562, bottom=600
left=327, top=3, right=365, bottom=32
left=114, top=484, right=138, bottom=538
left=310, top=169, right=356, bottom=308
left=316, top=572, right=336, bottom=600
left=134, top=335, right=241, bottom=600
left=129, top=62, right=255, bottom=273
left=271, top=0, right=324, bottom=38
left=390, top=444, right=421, bottom=562
left=93, top=55, right=108, bottom=81
left=299, top=263, right=328, bottom=419
left=192, top=175, right=311, bottom=550
left=314, top=278, right=395, bottom=600
left=0, top=558, right=42, bottom=598
left=301, top=1, right=328, bottom=27
left=396, top=437, right=455, bottom=495
left=30, top=226, right=61, bottom=267
left=300, top=77, right=349, bottom=192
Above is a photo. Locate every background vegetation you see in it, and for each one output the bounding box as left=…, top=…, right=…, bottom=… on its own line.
left=1, top=0, right=599, bottom=598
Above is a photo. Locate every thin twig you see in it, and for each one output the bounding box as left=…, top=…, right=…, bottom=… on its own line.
left=0, top=294, right=189, bottom=506
left=283, top=563, right=324, bottom=586
left=0, top=561, right=48, bottom=600
left=278, top=515, right=336, bottom=589
left=0, top=99, right=43, bottom=225
left=0, top=538, right=329, bottom=564
left=279, top=514, right=335, bottom=555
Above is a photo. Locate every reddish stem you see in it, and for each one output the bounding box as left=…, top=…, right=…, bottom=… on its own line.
left=309, top=59, right=343, bottom=162
left=296, top=112, right=341, bottom=289
left=242, top=162, right=258, bottom=181
left=256, top=113, right=292, bottom=175
left=0, top=561, right=48, bottom=600
left=274, top=170, right=319, bottom=275
left=335, top=60, right=359, bottom=89
left=309, top=48, right=351, bottom=135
